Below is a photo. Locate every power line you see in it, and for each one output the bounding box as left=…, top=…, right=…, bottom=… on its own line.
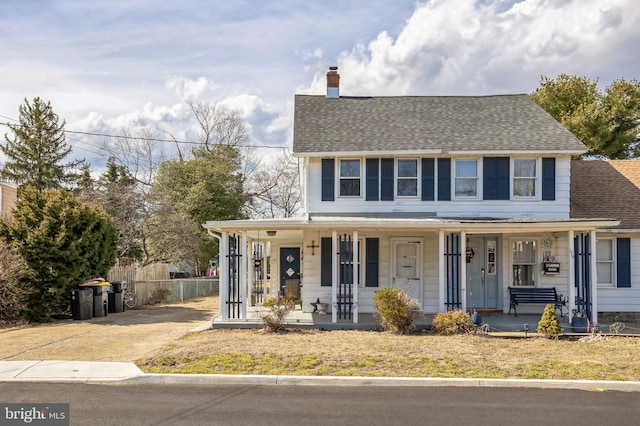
left=0, top=120, right=290, bottom=151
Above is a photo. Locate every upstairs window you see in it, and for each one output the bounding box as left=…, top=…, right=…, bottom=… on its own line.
left=340, top=159, right=361, bottom=197
left=397, top=159, right=418, bottom=197
left=513, top=159, right=537, bottom=197
left=455, top=159, right=478, bottom=198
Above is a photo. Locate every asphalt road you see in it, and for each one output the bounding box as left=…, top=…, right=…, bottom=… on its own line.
left=1, top=383, right=639, bottom=426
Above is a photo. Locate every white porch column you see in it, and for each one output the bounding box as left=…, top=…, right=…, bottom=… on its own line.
left=590, top=229, right=598, bottom=325
left=460, top=231, right=467, bottom=312
left=247, top=238, right=254, bottom=312
left=331, top=230, right=338, bottom=323
left=241, top=231, right=248, bottom=321
left=438, top=231, right=445, bottom=312
left=568, top=230, right=575, bottom=322
left=220, top=231, right=228, bottom=322
left=353, top=230, right=359, bottom=323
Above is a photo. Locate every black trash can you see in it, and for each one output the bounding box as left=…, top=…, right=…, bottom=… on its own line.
left=79, top=283, right=110, bottom=317
left=71, top=288, right=93, bottom=320
left=108, top=281, right=124, bottom=313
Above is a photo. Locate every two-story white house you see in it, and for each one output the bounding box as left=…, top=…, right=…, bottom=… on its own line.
left=204, top=67, right=619, bottom=326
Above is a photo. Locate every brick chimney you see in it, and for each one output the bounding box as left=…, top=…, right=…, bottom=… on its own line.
left=326, top=66, right=339, bottom=98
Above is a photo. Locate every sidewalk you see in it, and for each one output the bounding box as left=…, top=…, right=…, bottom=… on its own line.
left=1, top=359, right=640, bottom=392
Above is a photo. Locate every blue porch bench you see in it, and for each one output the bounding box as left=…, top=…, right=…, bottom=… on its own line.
left=508, top=286, right=566, bottom=317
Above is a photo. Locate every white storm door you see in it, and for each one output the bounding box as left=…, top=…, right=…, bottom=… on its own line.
left=392, top=239, right=422, bottom=302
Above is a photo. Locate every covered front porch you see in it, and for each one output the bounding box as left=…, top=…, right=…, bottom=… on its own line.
left=204, top=215, right=619, bottom=329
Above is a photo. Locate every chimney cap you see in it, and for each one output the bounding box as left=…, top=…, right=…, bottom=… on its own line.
left=329, top=66, right=338, bottom=71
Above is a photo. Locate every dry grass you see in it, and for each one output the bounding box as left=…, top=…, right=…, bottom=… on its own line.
left=139, top=328, right=640, bottom=380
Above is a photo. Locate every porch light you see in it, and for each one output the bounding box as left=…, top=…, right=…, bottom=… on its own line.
left=266, top=230, right=277, bottom=236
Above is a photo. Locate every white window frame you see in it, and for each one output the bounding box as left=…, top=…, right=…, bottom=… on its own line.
left=396, top=158, right=419, bottom=198
left=454, top=158, right=480, bottom=199
left=511, top=238, right=538, bottom=287
left=338, top=158, right=362, bottom=198
left=596, top=238, right=615, bottom=288
left=512, top=158, right=539, bottom=199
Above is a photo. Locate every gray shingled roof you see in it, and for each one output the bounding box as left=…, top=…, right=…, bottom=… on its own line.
left=293, top=94, right=587, bottom=154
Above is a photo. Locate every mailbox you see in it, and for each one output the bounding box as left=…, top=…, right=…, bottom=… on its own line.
left=543, top=262, right=560, bottom=274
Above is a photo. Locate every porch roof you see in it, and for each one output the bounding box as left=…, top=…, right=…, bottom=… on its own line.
left=203, top=215, right=619, bottom=237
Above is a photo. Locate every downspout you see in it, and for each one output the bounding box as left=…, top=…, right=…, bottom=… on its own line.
left=207, top=229, right=223, bottom=326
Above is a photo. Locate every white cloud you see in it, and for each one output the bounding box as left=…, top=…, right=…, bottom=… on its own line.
left=165, top=77, right=216, bottom=102
left=2, top=0, right=639, bottom=171
left=298, top=0, right=640, bottom=96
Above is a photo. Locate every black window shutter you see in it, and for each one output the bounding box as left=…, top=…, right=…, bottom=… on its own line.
left=321, top=237, right=332, bottom=287
left=366, top=158, right=379, bottom=201
left=617, top=238, right=631, bottom=288
left=421, top=158, right=435, bottom=201
left=381, top=158, right=394, bottom=201
left=483, top=157, right=509, bottom=200
left=321, top=159, right=335, bottom=201
left=437, top=158, right=451, bottom=201
left=542, top=158, right=556, bottom=201
left=365, top=238, right=379, bottom=287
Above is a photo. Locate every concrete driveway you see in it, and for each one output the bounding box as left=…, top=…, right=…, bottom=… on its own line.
left=0, top=297, right=216, bottom=362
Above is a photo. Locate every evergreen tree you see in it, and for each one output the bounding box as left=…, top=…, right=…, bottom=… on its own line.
left=1, top=97, right=83, bottom=190
left=0, top=186, right=117, bottom=321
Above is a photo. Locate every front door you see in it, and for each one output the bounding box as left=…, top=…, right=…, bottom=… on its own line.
left=279, top=247, right=301, bottom=296
left=392, top=239, right=422, bottom=303
left=466, top=237, right=499, bottom=309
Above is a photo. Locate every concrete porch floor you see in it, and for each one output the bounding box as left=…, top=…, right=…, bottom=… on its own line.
left=211, top=306, right=632, bottom=334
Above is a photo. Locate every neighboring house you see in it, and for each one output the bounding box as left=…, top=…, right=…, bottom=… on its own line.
left=0, top=181, right=17, bottom=220
left=204, top=67, right=619, bottom=325
left=571, top=160, right=640, bottom=321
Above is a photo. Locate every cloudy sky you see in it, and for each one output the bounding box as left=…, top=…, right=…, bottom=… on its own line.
left=0, top=0, right=638, bottom=168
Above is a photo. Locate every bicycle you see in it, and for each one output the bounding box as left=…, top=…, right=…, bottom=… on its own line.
left=123, top=286, right=138, bottom=309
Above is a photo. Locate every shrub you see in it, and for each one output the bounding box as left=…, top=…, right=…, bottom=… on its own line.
left=149, top=287, right=173, bottom=304
left=0, top=244, right=30, bottom=321
left=373, top=288, right=423, bottom=335
left=431, top=309, right=474, bottom=335
left=537, top=303, right=562, bottom=338
left=260, top=297, right=292, bottom=332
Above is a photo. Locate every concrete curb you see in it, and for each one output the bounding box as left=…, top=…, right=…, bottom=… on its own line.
left=122, top=373, right=640, bottom=392
left=2, top=361, right=639, bottom=392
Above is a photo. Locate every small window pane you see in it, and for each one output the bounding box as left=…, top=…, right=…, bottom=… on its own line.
left=596, top=240, right=613, bottom=261
left=340, top=160, right=360, bottom=177
left=398, top=160, right=417, bottom=177
left=456, top=160, right=477, bottom=177
left=397, top=179, right=417, bottom=196
left=597, top=263, right=613, bottom=284
left=514, top=179, right=536, bottom=196
left=455, top=178, right=477, bottom=197
left=514, top=159, right=536, bottom=177
left=340, top=179, right=360, bottom=196
left=513, top=241, right=536, bottom=263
